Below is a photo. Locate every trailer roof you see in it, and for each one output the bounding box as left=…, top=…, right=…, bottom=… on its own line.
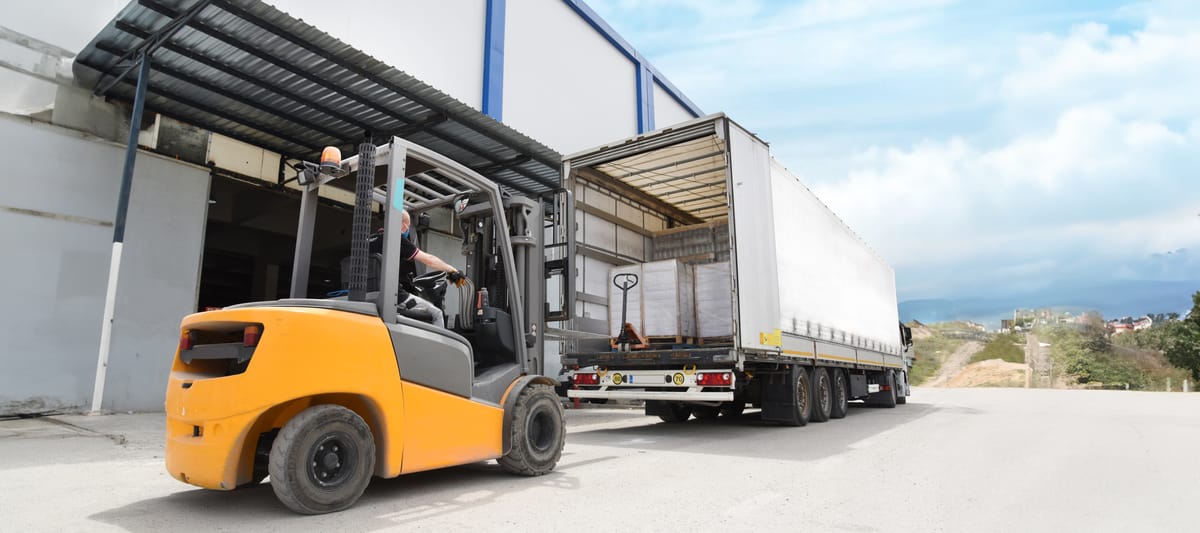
left=72, top=0, right=561, bottom=197
left=567, top=115, right=730, bottom=223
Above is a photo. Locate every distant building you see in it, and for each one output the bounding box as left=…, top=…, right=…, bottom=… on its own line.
left=1000, top=319, right=1014, bottom=333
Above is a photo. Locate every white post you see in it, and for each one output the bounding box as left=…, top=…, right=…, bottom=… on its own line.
left=1185, top=379, right=1190, bottom=393
left=1167, top=377, right=1171, bottom=392
left=90, top=242, right=123, bottom=414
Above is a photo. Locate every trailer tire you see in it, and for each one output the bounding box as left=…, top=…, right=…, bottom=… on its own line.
left=692, top=405, right=720, bottom=420
left=781, top=367, right=812, bottom=427
left=657, top=402, right=693, bottom=423
left=811, top=367, right=832, bottom=423
left=830, top=370, right=849, bottom=419
left=268, top=405, right=375, bottom=515
left=882, top=371, right=898, bottom=408
left=896, top=372, right=908, bottom=404
left=719, top=401, right=746, bottom=419
left=499, top=385, right=565, bottom=476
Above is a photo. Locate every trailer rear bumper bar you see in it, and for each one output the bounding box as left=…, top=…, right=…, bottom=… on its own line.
left=568, top=389, right=734, bottom=401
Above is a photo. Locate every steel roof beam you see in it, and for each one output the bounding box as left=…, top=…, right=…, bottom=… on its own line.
left=111, top=20, right=373, bottom=133
left=211, top=0, right=562, bottom=173
left=94, top=42, right=354, bottom=143
left=133, top=0, right=556, bottom=193
left=94, top=0, right=212, bottom=96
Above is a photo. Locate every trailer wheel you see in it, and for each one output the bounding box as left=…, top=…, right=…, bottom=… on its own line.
left=692, top=405, right=720, bottom=420
left=499, top=384, right=566, bottom=476
left=881, top=371, right=898, bottom=408
left=810, top=368, right=832, bottom=423
left=896, top=371, right=908, bottom=404
left=782, top=367, right=812, bottom=427
left=268, top=405, right=375, bottom=515
left=657, top=402, right=693, bottom=423
left=719, top=401, right=746, bottom=419
left=830, top=370, right=849, bottom=419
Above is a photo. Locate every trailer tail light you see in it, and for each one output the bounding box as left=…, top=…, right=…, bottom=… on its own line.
left=573, top=373, right=599, bottom=385
left=178, top=331, right=194, bottom=351
left=696, top=372, right=733, bottom=387
left=243, top=325, right=261, bottom=347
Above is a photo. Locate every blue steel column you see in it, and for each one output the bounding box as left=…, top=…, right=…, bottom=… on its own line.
left=636, top=63, right=655, bottom=133
left=113, top=56, right=152, bottom=242
left=91, top=53, right=152, bottom=414
left=482, top=0, right=507, bottom=121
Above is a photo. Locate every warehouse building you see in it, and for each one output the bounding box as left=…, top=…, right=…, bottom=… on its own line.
left=0, top=0, right=703, bottom=414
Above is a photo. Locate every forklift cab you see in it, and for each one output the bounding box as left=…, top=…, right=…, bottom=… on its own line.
left=291, top=137, right=547, bottom=392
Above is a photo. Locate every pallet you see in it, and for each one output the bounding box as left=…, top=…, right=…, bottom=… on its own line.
left=645, top=335, right=695, bottom=345
left=698, top=335, right=734, bottom=346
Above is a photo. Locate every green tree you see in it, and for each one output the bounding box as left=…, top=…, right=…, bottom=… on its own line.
left=1163, top=292, right=1200, bottom=381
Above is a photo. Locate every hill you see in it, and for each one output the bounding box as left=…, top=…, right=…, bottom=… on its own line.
left=900, top=280, right=1198, bottom=328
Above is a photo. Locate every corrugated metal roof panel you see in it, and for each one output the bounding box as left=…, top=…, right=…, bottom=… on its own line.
left=73, top=0, right=561, bottom=196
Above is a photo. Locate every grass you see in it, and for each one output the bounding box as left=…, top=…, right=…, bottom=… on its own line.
left=969, top=333, right=1025, bottom=364
left=909, top=333, right=967, bottom=385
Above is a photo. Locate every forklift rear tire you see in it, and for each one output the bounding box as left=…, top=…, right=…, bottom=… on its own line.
left=268, top=405, right=376, bottom=515
left=499, top=385, right=565, bottom=476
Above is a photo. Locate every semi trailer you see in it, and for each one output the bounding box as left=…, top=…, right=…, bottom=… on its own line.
left=557, top=114, right=914, bottom=425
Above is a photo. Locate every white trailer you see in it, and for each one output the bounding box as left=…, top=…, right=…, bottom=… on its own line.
left=558, top=114, right=914, bottom=425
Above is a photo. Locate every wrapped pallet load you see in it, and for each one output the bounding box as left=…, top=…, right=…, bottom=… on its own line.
left=693, top=261, right=733, bottom=338
left=641, top=259, right=696, bottom=339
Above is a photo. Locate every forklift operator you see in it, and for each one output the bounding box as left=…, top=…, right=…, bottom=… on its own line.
left=370, top=210, right=467, bottom=327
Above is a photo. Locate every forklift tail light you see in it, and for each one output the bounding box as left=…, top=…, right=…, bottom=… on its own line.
left=178, top=331, right=194, bottom=351
left=243, top=325, right=261, bottom=347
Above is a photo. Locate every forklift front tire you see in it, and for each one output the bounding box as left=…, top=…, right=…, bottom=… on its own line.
left=268, top=405, right=376, bottom=514
left=499, top=385, right=565, bottom=476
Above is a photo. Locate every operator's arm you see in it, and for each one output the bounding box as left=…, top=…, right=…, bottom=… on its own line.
left=413, top=250, right=458, bottom=273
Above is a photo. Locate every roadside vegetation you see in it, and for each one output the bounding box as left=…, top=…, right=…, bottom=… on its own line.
left=908, top=322, right=973, bottom=385
left=969, top=333, right=1025, bottom=365
left=1038, top=293, right=1199, bottom=390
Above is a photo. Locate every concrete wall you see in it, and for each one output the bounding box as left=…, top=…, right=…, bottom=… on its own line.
left=0, top=114, right=209, bottom=414
left=504, top=0, right=639, bottom=154
left=272, top=0, right=488, bottom=109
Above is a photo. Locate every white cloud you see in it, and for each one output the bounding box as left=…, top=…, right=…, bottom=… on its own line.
left=592, top=0, right=1200, bottom=297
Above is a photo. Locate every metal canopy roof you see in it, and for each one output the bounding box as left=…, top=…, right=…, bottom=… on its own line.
left=72, top=0, right=561, bottom=197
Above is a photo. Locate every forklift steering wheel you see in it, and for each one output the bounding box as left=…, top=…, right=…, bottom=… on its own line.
left=413, top=271, right=447, bottom=285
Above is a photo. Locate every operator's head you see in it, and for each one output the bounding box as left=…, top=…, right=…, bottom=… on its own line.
left=401, top=210, right=411, bottom=233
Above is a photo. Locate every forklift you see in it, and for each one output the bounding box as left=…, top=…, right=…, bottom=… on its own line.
left=165, top=137, right=566, bottom=514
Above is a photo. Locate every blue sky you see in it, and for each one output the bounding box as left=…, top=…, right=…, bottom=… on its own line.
left=588, top=0, right=1200, bottom=301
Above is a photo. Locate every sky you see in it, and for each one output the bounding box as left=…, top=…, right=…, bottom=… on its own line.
left=588, top=0, right=1200, bottom=301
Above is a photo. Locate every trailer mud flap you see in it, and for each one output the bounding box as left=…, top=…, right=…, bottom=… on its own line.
left=760, top=365, right=805, bottom=425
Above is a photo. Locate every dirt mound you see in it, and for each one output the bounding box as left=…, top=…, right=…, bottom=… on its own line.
left=925, top=341, right=983, bottom=387
left=947, top=359, right=1028, bottom=388
left=909, top=321, right=934, bottom=340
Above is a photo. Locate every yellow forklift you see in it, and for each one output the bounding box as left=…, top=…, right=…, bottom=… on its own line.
left=165, top=137, right=566, bottom=514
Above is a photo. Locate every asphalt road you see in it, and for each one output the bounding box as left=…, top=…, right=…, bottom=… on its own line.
left=3, top=388, right=1198, bottom=532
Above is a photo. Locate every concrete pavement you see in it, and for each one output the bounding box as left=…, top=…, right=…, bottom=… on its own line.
left=2, top=388, right=1199, bottom=532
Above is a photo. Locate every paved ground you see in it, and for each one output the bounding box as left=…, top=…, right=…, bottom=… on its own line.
left=3, top=388, right=1199, bottom=532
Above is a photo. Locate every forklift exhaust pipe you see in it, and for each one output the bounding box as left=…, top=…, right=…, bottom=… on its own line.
left=348, top=136, right=376, bottom=302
